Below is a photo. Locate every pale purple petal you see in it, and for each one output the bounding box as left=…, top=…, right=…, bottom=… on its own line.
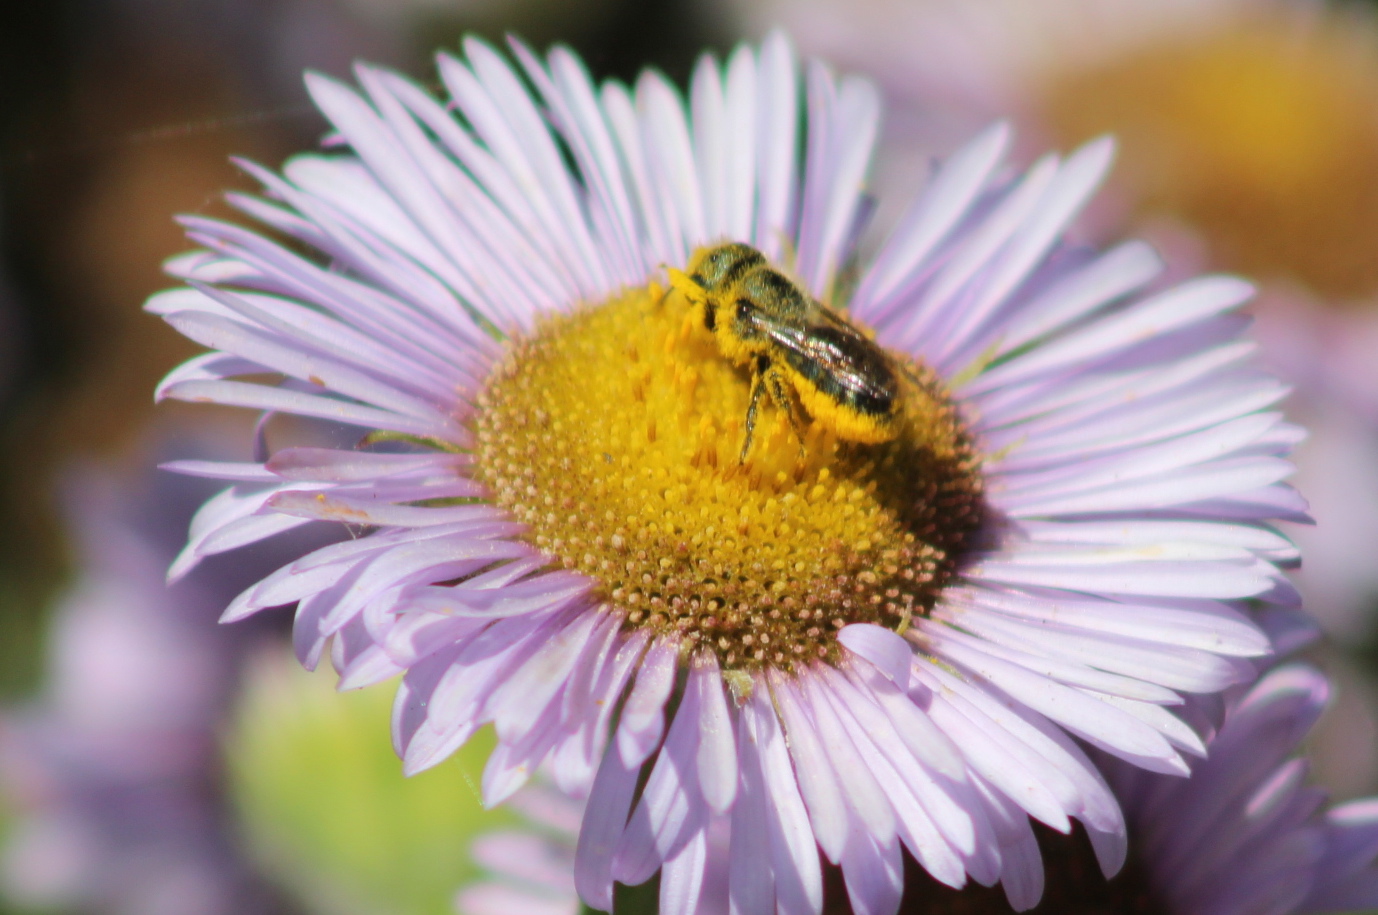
left=160, top=459, right=281, bottom=482
left=919, top=622, right=1187, bottom=773
left=795, top=64, right=879, bottom=297
left=659, top=827, right=709, bottom=915
left=768, top=673, right=849, bottom=863
left=936, top=137, right=1116, bottom=369
left=729, top=709, right=776, bottom=915
left=854, top=121, right=1011, bottom=319
left=574, top=749, right=641, bottom=912
left=751, top=31, right=798, bottom=260
left=890, top=154, right=1060, bottom=354
left=797, top=671, right=897, bottom=845
left=982, top=239, right=1162, bottom=358
left=972, top=275, right=1254, bottom=394
left=613, top=680, right=705, bottom=886
left=692, top=655, right=739, bottom=815
left=456, top=884, right=577, bottom=915
left=839, top=830, right=904, bottom=915
left=616, top=638, right=678, bottom=767
left=485, top=609, right=605, bottom=745
left=745, top=687, right=823, bottom=915
left=838, top=624, right=913, bottom=690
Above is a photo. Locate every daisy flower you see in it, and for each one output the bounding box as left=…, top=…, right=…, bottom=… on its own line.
left=151, top=33, right=1301, bottom=914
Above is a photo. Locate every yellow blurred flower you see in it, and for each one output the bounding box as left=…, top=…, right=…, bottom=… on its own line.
left=737, top=0, right=1378, bottom=302
left=1039, top=9, right=1378, bottom=301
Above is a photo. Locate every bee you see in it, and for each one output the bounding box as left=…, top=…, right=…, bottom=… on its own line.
left=668, top=242, right=901, bottom=461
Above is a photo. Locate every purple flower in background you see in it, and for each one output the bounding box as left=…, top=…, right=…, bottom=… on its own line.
left=454, top=782, right=585, bottom=915
left=1104, top=663, right=1378, bottom=915
left=0, top=438, right=322, bottom=915
left=151, top=32, right=1304, bottom=914
left=1254, top=301, right=1378, bottom=643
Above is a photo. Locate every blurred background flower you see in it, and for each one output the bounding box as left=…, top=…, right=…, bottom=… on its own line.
left=5, top=0, right=1378, bottom=912
left=0, top=426, right=327, bottom=914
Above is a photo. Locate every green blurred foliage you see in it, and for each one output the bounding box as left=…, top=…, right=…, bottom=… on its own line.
left=229, top=653, right=518, bottom=915
left=0, top=575, right=52, bottom=700
left=0, top=798, right=61, bottom=915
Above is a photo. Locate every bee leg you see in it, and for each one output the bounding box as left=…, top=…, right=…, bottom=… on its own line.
left=739, top=360, right=769, bottom=463
left=764, top=365, right=807, bottom=457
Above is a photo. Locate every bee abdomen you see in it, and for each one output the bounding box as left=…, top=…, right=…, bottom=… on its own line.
left=828, top=377, right=896, bottom=417
left=778, top=325, right=900, bottom=416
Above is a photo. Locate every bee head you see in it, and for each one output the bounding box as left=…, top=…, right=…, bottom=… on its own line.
left=690, top=243, right=766, bottom=292
left=671, top=244, right=770, bottom=335
left=666, top=266, right=716, bottom=333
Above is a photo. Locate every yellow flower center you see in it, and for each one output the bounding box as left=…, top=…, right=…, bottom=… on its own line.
left=472, top=278, right=983, bottom=672
left=1039, top=15, right=1378, bottom=302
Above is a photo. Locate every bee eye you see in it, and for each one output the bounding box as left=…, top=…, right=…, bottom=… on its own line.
left=736, top=299, right=754, bottom=322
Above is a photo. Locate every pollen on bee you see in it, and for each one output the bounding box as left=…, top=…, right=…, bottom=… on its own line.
left=472, top=273, right=984, bottom=673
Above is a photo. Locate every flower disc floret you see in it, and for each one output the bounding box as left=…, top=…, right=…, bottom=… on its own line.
left=474, top=284, right=983, bottom=671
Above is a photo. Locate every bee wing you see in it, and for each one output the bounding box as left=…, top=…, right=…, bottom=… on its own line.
left=753, top=314, right=898, bottom=403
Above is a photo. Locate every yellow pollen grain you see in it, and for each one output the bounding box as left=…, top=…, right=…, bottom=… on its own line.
left=472, top=285, right=983, bottom=672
